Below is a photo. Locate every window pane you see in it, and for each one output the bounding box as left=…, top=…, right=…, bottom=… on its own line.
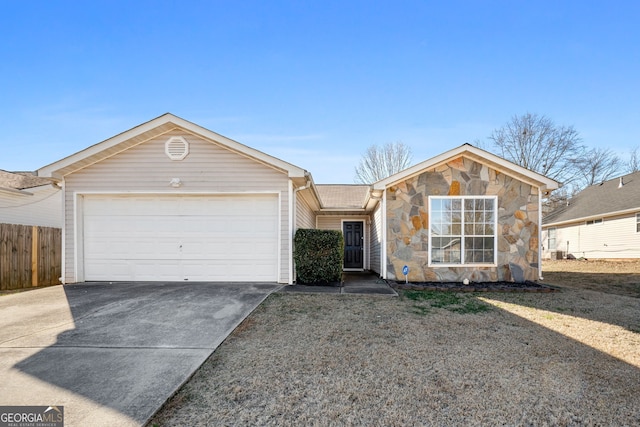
left=485, top=210, right=494, bottom=223
left=452, top=211, right=461, bottom=224
left=548, top=227, right=556, bottom=250
left=464, top=211, right=474, bottom=223
left=464, top=223, right=474, bottom=234
left=431, top=237, right=443, bottom=263
left=483, top=237, right=494, bottom=250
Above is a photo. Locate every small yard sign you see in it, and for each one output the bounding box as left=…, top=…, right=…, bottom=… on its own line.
left=402, top=265, right=409, bottom=283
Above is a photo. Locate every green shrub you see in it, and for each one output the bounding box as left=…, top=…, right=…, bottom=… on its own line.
left=294, top=229, right=344, bottom=285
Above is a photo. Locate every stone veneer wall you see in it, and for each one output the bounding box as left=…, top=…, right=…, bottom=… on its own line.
left=386, top=157, right=540, bottom=283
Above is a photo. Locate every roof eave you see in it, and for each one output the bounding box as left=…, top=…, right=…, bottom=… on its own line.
left=373, top=144, right=559, bottom=192
left=37, top=113, right=308, bottom=180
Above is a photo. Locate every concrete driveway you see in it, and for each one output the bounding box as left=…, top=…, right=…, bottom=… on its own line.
left=0, top=282, right=280, bottom=426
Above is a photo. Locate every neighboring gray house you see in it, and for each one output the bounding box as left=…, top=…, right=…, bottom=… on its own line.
left=36, top=113, right=558, bottom=284
left=0, top=170, right=62, bottom=228
left=542, top=171, right=640, bottom=259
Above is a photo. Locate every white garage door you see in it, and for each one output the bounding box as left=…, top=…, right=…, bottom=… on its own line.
left=82, top=194, right=279, bottom=281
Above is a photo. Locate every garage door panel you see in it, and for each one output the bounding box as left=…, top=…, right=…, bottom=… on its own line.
left=132, top=261, right=183, bottom=281
left=87, top=238, right=180, bottom=259
left=84, top=261, right=128, bottom=281
left=181, top=261, right=276, bottom=282
left=83, top=195, right=279, bottom=282
left=84, top=260, right=182, bottom=281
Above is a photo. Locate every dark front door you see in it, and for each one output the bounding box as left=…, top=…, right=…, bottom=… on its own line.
left=343, top=222, right=364, bottom=269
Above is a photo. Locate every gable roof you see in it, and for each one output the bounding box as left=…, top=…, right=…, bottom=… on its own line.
left=543, top=171, right=640, bottom=226
left=372, top=143, right=559, bottom=193
left=37, top=113, right=308, bottom=181
left=315, top=185, right=371, bottom=209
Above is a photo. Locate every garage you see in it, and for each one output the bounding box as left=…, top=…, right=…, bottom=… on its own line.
left=82, top=194, right=279, bottom=282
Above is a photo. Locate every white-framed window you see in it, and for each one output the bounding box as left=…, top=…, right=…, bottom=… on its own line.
left=636, top=213, right=640, bottom=233
left=586, top=218, right=603, bottom=226
left=548, top=227, right=557, bottom=251
left=428, top=196, right=497, bottom=265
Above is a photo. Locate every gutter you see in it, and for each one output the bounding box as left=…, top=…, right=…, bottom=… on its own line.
left=543, top=207, right=640, bottom=228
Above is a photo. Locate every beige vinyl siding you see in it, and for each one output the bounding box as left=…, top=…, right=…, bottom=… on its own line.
left=316, top=214, right=372, bottom=233
left=0, top=185, right=62, bottom=228
left=544, top=212, right=640, bottom=259
left=369, top=202, right=382, bottom=274
left=316, top=216, right=343, bottom=231
left=295, top=192, right=316, bottom=229
left=542, top=226, right=580, bottom=259
left=317, top=215, right=371, bottom=270
left=63, top=129, right=291, bottom=283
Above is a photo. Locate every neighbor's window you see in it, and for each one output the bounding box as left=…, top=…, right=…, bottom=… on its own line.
left=636, top=213, right=640, bottom=233
left=429, top=196, right=497, bottom=265
left=548, top=227, right=557, bottom=251
left=586, top=218, right=603, bottom=226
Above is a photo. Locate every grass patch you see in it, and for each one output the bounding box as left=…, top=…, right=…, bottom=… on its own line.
left=451, top=299, right=492, bottom=314
left=543, top=259, right=640, bottom=298
left=411, top=305, right=430, bottom=316
left=402, top=290, right=491, bottom=314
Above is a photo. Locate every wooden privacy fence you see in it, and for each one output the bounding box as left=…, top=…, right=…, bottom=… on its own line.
left=0, top=223, right=62, bottom=290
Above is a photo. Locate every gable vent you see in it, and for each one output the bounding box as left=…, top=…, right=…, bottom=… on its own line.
left=165, top=136, right=189, bottom=161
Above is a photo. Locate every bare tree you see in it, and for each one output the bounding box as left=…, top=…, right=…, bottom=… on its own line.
left=573, top=147, right=621, bottom=187
left=627, top=146, right=639, bottom=173
left=488, top=113, right=585, bottom=189
left=354, top=142, right=413, bottom=184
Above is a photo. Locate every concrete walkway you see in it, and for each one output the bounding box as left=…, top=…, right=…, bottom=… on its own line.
left=278, top=272, right=397, bottom=296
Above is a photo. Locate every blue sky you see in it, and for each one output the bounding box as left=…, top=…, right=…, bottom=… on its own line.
left=2, top=1, right=639, bottom=183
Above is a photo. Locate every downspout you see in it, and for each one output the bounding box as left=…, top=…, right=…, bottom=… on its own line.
left=381, top=188, right=387, bottom=279
left=291, top=176, right=312, bottom=284
left=288, top=181, right=294, bottom=284
left=538, top=187, right=543, bottom=281
left=57, top=180, right=66, bottom=284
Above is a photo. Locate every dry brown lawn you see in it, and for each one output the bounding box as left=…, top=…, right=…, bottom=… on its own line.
left=543, top=258, right=640, bottom=297
left=148, top=260, right=640, bottom=426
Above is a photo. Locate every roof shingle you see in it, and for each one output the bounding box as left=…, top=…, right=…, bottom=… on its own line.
left=543, top=171, right=640, bottom=225
left=0, top=170, right=53, bottom=190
